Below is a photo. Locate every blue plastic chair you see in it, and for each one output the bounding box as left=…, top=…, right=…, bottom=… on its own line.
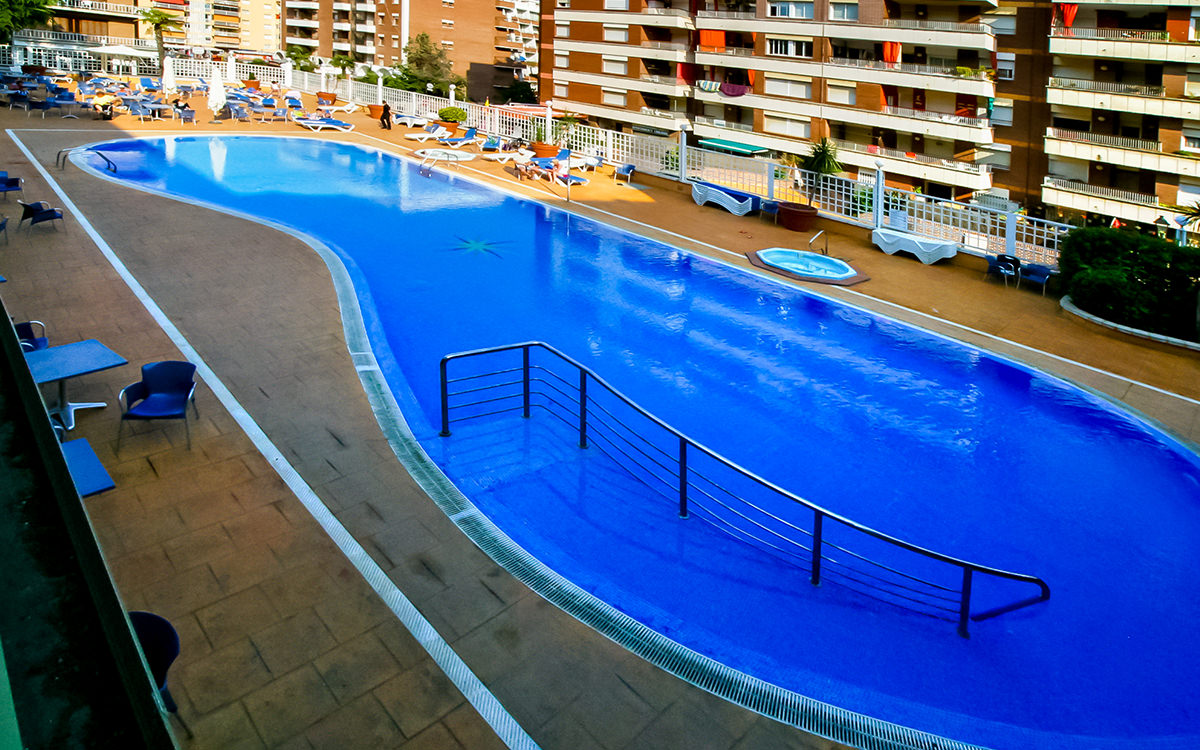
left=613, top=163, right=635, bottom=185
left=0, top=176, right=21, bottom=200
left=178, top=108, right=196, bottom=125
left=15, top=320, right=47, bottom=351
left=1019, top=263, right=1055, bottom=296
left=985, top=254, right=1020, bottom=287
left=128, top=611, right=192, bottom=738
left=117, top=361, right=198, bottom=452
left=17, top=200, right=64, bottom=232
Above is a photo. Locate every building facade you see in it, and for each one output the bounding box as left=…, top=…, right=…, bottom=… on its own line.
left=282, top=0, right=538, bottom=99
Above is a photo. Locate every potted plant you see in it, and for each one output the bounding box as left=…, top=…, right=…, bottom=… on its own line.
left=529, top=119, right=559, bottom=157
left=437, top=106, right=467, bottom=134
left=779, top=138, right=841, bottom=231
left=242, top=71, right=261, bottom=90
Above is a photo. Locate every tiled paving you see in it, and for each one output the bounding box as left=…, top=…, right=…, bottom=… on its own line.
left=1, top=96, right=1197, bottom=750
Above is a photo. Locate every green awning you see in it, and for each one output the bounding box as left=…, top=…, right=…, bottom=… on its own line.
left=696, top=138, right=769, bottom=156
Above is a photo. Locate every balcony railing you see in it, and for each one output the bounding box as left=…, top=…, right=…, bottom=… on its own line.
left=880, top=18, right=991, bottom=33
left=1047, top=76, right=1165, bottom=97
left=640, top=40, right=688, bottom=50
left=51, top=0, right=141, bottom=16
left=881, top=104, right=988, bottom=127
left=694, top=115, right=753, bottom=131
left=640, top=105, right=688, bottom=119
left=696, top=9, right=755, bottom=18
left=1043, top=177, right=1159, bottom=205
left=1050, top=25, right=1170, bottom=41
left=641, top=6, right=690, bottom=16
left=1046, top=126, right=1160, bottom=152
left=13, top=29, right=155, bottom=48
left=833, top=138, right=990, bottom=175
left=640, top=73, right=688, bottom=85
left=827, top=56, right=992, bottom=80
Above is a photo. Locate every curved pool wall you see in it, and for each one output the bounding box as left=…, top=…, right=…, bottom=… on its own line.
left=75, top=136, right=1200, bottom=750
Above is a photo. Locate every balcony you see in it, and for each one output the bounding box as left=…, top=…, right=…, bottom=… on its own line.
left=13, top=29, right=155, bottom=49
left=1044, top=127, right=1200, bottom=178
left=50, top=0, right=141, bottom=19
left=825, top=57, right=994, bottom=97
left=1047, top=76, right=1200, bottom=120
left=556, top=98, right=689, bottom=131
left=1042, top=176, right=1167, bottom=224
left=285, top=36, right=318, bottom=46
left=833, top=138, right=993, bottom=191
left=1050, top=25, right=1200, bottom=62
left=695, top=15, right=992, bottom=51
left=693, top=114, right=753, bottom=132
left=285, top=17, right=320, bottom=28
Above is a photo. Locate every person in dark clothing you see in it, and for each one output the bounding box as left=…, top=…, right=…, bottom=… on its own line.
left=380, top=101, right=392, bottom=130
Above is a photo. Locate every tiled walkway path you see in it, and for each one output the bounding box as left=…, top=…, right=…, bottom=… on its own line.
left=1, top=103, right=1196, bottom=749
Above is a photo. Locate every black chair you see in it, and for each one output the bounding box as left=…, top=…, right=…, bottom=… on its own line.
left=128, top=611, right=192, bottom=738
left=1018, top=263, right=1055, bottom=296
left=117, top=361, right=198, bottom=453
left=985, top=253, right=1020, bottom=286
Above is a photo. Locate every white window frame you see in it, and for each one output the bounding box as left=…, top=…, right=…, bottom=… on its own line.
left=555, top=21, right=570, bottom=37
left=767, top=1, right=813, bottom=19
left=603, top=0, right=628, bottom=9
left=601, top=56, right=627, bottom=75
left=601, top=88, right=626, bottom=106
left=991, top=97, right=1014, bottom=126
left=554, top=82, right=569, bottom=98
left=830, top=3, right=857, bottom=21
left=767, top=37, right=812, bottom=59
left=996, top=53, right=1015, bottom=81
left=602, top=24, right=629, bottom=42
left=554, top=53, right=569, bottom=68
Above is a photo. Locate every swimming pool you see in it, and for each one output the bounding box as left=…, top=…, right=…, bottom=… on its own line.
left=77, top=136, right=1200, bottom=750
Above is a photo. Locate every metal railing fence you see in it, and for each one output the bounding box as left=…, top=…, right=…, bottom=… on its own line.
left=439, top=342, right=1052, bottom=638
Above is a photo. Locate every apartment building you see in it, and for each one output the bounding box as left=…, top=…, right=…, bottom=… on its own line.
left=283, top=0, right=537, bottom=99
left=1042, top=1, right=1200, bottom=228
left=241, top=0, right=283, bottom=53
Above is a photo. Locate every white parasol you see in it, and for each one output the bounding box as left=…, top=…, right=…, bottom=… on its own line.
left=161, top=55, right=177, bottom=94
left=207, top=65, right=227, bottom=122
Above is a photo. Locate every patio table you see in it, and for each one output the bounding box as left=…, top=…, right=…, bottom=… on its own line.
left=25, top=339, right=127, bottom=430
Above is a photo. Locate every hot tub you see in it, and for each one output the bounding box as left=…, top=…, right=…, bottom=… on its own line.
left=752, top=247, right=863, bottom=284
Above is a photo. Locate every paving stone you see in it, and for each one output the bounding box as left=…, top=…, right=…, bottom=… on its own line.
left=162, top=523, right=236, bottom=571
left=196, top=586, right=281, bottom=648
left=304, top=694, right=404, bottom=750
left=243, top=666, right=339, bottom=746
left=374, top=659, right=466, bottom=739
left=442, top=703, right=508, bottom=750
left=178, top=638, right=274, bottom=714
left=251, top=610, right=339, bottom=677
left=312, top=630, right=401, bottom=703
left=181, top=701, right=266, bottom=750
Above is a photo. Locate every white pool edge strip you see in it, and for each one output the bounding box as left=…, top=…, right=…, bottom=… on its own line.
left=6, top=130, right=541, bottom=750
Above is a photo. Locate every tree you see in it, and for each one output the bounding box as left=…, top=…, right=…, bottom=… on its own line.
left=140, top=9, right=183, bottom=70
left=801, top=138, right=842, bottom=208
left=329, top=53, right=355, bottom=79
left=498, top=79, right=537, bottom=104
left=0, top=0, right=54, bottom=44
left=401, top=33, right=465, bottom=97
left=286, top=45, right=317, bottom=73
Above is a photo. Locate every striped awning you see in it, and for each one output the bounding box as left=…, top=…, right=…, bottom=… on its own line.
left=697, top=138, right=769, bottom=156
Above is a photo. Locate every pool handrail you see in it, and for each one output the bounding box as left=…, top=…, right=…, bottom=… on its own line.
left=439, top=341, right=1051, bottom=638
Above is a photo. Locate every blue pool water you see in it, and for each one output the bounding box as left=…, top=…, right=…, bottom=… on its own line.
left=80, top=136, right=1200, bottom=749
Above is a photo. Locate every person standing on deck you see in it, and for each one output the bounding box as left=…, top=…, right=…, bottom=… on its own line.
left=380, top=101, right=392, bottom=130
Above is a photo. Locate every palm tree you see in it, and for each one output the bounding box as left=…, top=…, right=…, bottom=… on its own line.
left=0, top=0, right=54, bottom=44
left=801, top=137, right=842, bottom=208
left=329, top=53, right=355, bottom=79
left=140, top=9, right=183, bottom=70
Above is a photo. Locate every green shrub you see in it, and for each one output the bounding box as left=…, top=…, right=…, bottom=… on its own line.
left=1059, top=227, right=1200, bottom=341
left=437, top=106, right=467, bottom=123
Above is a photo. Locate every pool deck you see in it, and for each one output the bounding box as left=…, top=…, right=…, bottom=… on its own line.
left=1, top=98, right=1197, bottom=750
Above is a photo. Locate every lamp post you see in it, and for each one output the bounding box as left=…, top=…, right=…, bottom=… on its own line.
left=449, top=84, right=456, bottom=105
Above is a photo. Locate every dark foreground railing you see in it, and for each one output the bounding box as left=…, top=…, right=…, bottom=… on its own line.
left=440, top=342, right=1050, bottom=637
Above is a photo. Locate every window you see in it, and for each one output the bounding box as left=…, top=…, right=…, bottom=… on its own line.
left=827, top=83, right=856, bottom=105
left=996, top=53, right=1015, bottom=81
left=603, top=24, right=628, bottom=42
left=601, top=56, right=627, bottom=75
left=555, top=53, right=569, bottom=68
left=991, top=97, right=1013, bottom=126
left=830, top=3, right=857, bottom=21
left=554, top=82, right=569, bottom=98
left=767, top=2, right=813, bottom=18
left=764, top=76, right=812, bottom=99
left=601, top=88, right=626, bottom=106
left=555, top=21, right=570, bottom=37
left=767, top=38, right=812, bottom=58
left=442, top=40, right=454, bottom=47
left=441, top=18, right=454, bottom=27
left=1184, top=135, right=1200, bottom=151
left=603, top=0, right=628, bottom=8
left=764, top=114, right=811, bottom=138
left=984, top=9, right=1017, bottom=35
left=556, top=0, right=570, bottom=7
left=442, top=0, right=454, bottom=6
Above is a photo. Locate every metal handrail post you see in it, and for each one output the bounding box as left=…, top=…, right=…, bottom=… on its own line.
left=811, top=511, right=823, bottom=585
left=439, top=357, right=451, bottom=436
left=578, top=370, right=588, bottom=448
left=958, top=568, right=974, bottom=638
left=522, top=345, right=531, bottom=418
left=678, top=437, right=689, bottom=518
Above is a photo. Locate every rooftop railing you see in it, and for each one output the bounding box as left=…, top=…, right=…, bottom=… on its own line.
left=641, top=6, right=690, bottom=15
left=439, top=341, right=1051, bottom=638
left=1043, top=177, right=1159, bottom=205
left=13, top=29, right=156, bottom=48
left=1047, top=76, right=1165, bottom=97
left=1046, top=126, right=1161, bottom=152
left=50, top=0, right=141, bottom=16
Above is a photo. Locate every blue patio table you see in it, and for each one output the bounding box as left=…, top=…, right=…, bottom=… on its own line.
left=25, top=339, right=127, bottom=430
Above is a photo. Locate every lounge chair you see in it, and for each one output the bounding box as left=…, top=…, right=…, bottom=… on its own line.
left=552, top=170, right=589, bottom=187
left=479, top=135, right=502, bottom=152
left=396, top=114, right=427, bottom=127
left=436, top=127, right=479, bottom=148
left=139, top=77, right=160, bottom=92
left=178, top=108, right=197, bottom=125
left=293, top=116, right=356, bottom=132
left=18, top=200, right=64, bottom=231
left=325, top=101, right=361, bottom=114
left=405, top=124, right=451, bottom=142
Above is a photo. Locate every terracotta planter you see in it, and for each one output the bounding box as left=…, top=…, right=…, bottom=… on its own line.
left=778, top=203, right=819, bottom=232
left=242, top=79, right=261, bottom=90
left=530, top=142, right=560, bottom=158
left=437, top=121, right=463, bottom=134
left=367, top=104, right=385, bottom=119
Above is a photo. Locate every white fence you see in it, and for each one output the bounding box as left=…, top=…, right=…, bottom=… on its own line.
left=3, top=46, right=1072, bottom=265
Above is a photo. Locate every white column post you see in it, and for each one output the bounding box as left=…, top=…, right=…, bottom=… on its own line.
left=678, top=124, right=689, bottom=182
left=376, top=73, right=384, bottom=104
left=544, top=103, right=553, bottom=142
left=1005, top=209, right=1019, bottom=255
left=873, top=160, right=886, bottom=229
